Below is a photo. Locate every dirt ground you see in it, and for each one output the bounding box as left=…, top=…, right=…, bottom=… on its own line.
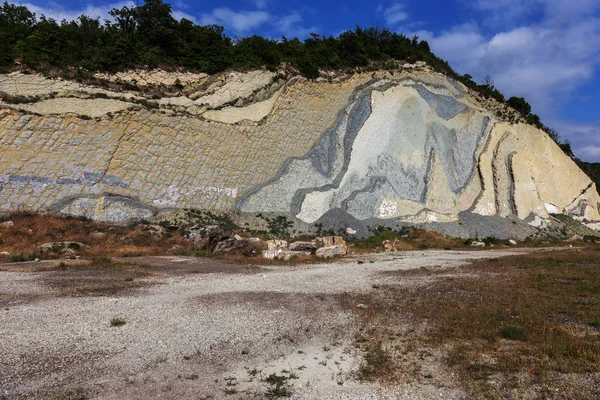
left=0, top=248, right=588, bottom=399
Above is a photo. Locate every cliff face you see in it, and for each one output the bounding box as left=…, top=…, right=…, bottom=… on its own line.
left=0, top=66, right=598, bottom=235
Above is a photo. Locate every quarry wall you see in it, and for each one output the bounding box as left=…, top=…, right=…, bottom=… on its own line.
left=0, top=66, right=598, bottom=235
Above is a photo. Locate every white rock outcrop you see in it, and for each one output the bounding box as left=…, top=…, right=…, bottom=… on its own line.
left=0, top=65, right=598, bottom=236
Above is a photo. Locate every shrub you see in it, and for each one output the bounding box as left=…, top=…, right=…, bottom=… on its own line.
left=10, top=254, right=25, bottom=262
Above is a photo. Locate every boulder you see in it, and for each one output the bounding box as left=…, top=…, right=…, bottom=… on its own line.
left=471, top=241, right=486, bottom=247
left=40, top=241, right=90, bottom=256
left=0, top=221, right=14, bottom=228
left=212, top=237, right=250, bottom=254
left=316, top=236, right=347, bottom=255
left=382, top=239, right=412, bottom=252
left=508, top=239, right=517, bottom=245
left=266, top=239, right=288, bottom=251
left=316, top=245, right=345, bottom=259
left=0, top=251, right=9, bottom=258
left=288, top=241, right=317, bottom=252
left=89, top=231, right=106, bottom=240
left=567, top=235, right=584, bottom=242
left=205, top=225, right=233, bottom=252
left=262, top=249, right=282, bottom=259
left=346, top=227, right=357, bottom=235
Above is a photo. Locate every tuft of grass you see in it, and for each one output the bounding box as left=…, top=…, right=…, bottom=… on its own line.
left=357, top=342, right=393, bottom=381
left=109, top=317, right=126, bottom=327
left=263, top=371, right=298, bottom=398
left=11, top=254, right=26, bottom=262
left=500, top=326, right=527, bottom=341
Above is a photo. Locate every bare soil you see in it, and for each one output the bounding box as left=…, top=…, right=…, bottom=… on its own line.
left=0, top=248, right=597, bottom=399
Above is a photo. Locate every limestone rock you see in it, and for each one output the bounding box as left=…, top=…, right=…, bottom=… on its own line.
left=316, top=245, right=345, bottom=259
left=262, top=249, right=282, bottom=259
left=316, top=237, right=347, bottom=255
left=0, top=221, right=14, bottom=228
left=383, top=239, right=411, bottom=252
left=1, top=67, right=599, bottom=239
left=508, top=239, right=517, bottom=245
left=471, top=241, right=486, bottom=247
left=288, top=241, right=317, bottom=252
left=266, top=240, right=288, bottom=251
left=0, top=251, right=9, bottom=257
left=40, top=241, right=90, bottom=256
left=212, top=238, right=250, bottom=254
left=89, top=231, right=107, bottom=240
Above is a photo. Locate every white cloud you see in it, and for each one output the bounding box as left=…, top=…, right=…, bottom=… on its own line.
left=17, top=1, right=195, bottom=24
left=383, top=3, right=408, bottom=26
left=16, top=1, right=133, bottom=22
left=200, top=8, right=270, bottom=33
left=578, top=145, right=600, bottom=160
left=276, top=12, right=302, bottom=33
left=413, top=18, right=600, bottom=113
left=549, top=120, right=600, bottom=161
left=273, top=12, right=317, bottom=39
left=468, top=0, right=600, bottom=26
left=172, top=10, right=197, bottom=23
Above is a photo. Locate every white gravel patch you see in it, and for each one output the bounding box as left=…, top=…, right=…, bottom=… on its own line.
left=0, top=248, right=544, bottom=399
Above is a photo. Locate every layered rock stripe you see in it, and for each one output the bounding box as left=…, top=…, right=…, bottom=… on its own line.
left=0, top=67, right=598, bottom=226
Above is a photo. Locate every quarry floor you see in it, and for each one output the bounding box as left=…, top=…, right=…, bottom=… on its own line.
left=0, top=248, right=576, bottom=399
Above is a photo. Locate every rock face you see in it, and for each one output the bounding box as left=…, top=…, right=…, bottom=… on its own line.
left=0, top=65, right=599, bottom=238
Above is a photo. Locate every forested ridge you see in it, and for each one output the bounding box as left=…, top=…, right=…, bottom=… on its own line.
left=1, top=0, right=597, bottom=183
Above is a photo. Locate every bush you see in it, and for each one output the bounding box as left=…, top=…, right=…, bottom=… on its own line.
left=10, top=254, right=25, bottom=262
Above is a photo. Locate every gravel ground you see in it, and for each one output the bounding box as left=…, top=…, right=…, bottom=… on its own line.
left=0, top=249, right=547, bottom=399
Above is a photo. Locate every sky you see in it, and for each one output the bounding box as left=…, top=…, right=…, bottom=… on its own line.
left=13, top=0, right=600, bottom=161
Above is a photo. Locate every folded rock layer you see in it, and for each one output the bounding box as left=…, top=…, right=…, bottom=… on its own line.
left=0, top=66, right=598, bottom=234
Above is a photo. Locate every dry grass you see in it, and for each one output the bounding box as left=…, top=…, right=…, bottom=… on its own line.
left=349, top=227, right=475, bottom=253
left=0, top=212, right=195, bottom=259
left=352, top=247, right=600, bottom=398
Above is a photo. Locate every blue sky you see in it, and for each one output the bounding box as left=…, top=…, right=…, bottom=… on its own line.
left=14, top=0, right=600, bottom=161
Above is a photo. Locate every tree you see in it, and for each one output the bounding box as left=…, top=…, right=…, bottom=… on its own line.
left=560, top=141, right=575, bottom=159
left=506, top=96, right=532, bottom=116
left=0, top=1, right=36, bottom=65
left=545, top=127, right=561, bottom=144
left=483, top=74, right=494, bottom=88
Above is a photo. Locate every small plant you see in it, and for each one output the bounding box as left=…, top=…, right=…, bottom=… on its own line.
left=482, top=236, right=499, bottom=246
left=10, top=254, right=25, bottom=262
left=110, top=317, right=126, bottom=327
left=590, top=320, right=600, bottom=328
left=264, top=372, right=293, bottom=398
left=260, top=215, right=294, bottom=238
left=357, top=342, right=391, bottom=381
left=500, top=326, right=527, bottom=341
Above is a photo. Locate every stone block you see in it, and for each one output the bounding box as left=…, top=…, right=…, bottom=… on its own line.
left=316, top=245, right=345, bottom=259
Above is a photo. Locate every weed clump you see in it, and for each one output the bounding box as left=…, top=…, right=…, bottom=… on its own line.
left=110, top=317, right=126, bottom=327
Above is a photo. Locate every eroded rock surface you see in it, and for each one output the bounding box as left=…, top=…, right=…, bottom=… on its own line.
left=0, top=66, right=598, bottom=236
